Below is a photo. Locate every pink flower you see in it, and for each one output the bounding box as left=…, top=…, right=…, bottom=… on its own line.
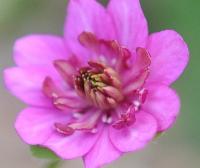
left=4, top=0, right=189, bottom=167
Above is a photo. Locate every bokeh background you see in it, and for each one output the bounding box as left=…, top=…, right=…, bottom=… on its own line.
left=0, top=0, right=199, bottom=168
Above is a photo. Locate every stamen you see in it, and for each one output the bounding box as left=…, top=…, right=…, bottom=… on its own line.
left=54, top=111, right=101, bottom=136
left=54, top=56, right=80, bottom=86
left=112, top=106, right=136, bottom=129
left=42, top=76, right=63, bottom=98
left=131, top=88, right=148, bottom=112
left=123, top=47, right=151, bottom=86
left=54, top=123, right=75, bottom=136
left=42, top=33, right=153, bottom=137
left=123, top=69, right=149, bottom=95
left=79, top=32, right=131, bottom=71
left=53, top=96, right=86, bottom=111
left=101, top=86, right=123, bottom=102
left=74, top=61, right=123, bottom=109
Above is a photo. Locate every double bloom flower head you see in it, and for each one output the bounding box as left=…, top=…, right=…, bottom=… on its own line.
left=4, top=0, right=189, bottom=168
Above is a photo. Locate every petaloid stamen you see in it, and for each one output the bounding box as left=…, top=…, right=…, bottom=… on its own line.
left=74, top=61, right=124, bottom=110
left=54, top=110, right=101, bottom=136
left=112, top=106, right=136, bottom=129
left=42, top=37, right=151, bottom=135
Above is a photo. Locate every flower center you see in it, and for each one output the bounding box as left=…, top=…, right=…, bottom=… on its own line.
left=42, top=36, right=151, bottom=135
left=74, top=61, right=124, bottom=110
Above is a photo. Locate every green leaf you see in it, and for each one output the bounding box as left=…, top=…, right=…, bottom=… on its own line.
left=46, top=160, right=62, bottom=168
left=30, top=145, right=60, bottom=160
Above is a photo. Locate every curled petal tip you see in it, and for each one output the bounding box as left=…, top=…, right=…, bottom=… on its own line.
left=54, top=123, right=75, bottom=136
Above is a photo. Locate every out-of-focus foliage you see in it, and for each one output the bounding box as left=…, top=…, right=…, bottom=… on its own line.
left=30, top=146, right=59, bottom=160
left=140, top=0, right=200, bottom=146
left=30, top=146, right=62, bottom=168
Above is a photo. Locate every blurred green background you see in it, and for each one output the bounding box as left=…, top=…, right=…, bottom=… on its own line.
left=0, top=0, right=199, bottom=168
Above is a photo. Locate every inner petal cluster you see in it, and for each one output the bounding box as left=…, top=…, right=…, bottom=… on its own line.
left=74, top=61, right=124, bottom=110
left=42, top=32, right=152, bottom=136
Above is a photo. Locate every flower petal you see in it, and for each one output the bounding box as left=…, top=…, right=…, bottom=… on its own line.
left=84, top=127, right=121, bottom=168
left=108, top=0, right=148, bottom=51
left=143, top=84, right=180, bottom=131
left=14, top=35, right=68, bottom=68
left=43, top=109, right=103, bottom=159
left=4, top=67, right=58, bottom=107
left=109, top=111, right=157, bottom=152
left=64, top=0, right=115, bottom=61
left=43, top=128, right=101, bottom=159
left=147, top=30, right=189, bottom=85
left=15, top=107, right=69, bottom=144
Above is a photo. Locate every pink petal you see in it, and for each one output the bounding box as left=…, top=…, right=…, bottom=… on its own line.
left=64, top=0, right=115, bottom=61
left=53, top=55, right=81, bottom=86
left=123, top=47, right=151, bottom=86
left=53, top=96, right=87, bottom=111
left=143, top=84, right=180, bottom=131
left=109, top=111, right=157, bottom=152
left=42, top=76, right=64, bottom=98
left=108, top=0, right=148, bottom=51
left=4, top=67, right=58, bottom=107
left=147, top=30, right=189, bottom=85
left=123, top=69, right=149, bottom=95
left=78, top=31, right=99, bottom=53
left=16, top=107, right=101, bottom=159
left=84, top=127, right=121, bottom=168
left=43, top=124, right=102, bottom=159
left=134, top=47, right=151, bottom=73
left=14, top=35, right=68, bottom=68
left=15, top=107, right=69, bottom=144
